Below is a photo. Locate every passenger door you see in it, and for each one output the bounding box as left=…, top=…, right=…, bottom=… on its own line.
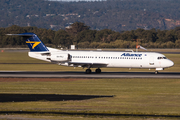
left=149, top=56, right=154, bottom=66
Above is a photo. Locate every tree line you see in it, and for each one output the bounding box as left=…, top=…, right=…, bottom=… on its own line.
left=0, top=22, right=180, bottom=49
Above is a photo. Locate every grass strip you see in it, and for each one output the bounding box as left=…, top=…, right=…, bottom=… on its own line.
left=1, top=110, right=180, bottom=118
left=0, top=78, right=180, bottom=116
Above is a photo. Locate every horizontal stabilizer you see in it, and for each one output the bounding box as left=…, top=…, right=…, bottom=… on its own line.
left=6, top=33, right=34, bottom=37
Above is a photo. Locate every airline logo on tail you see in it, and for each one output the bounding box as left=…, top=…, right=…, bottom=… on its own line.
left=6, top=33, right=49, bottom=52
left=26, top=41, right=41, bottom=49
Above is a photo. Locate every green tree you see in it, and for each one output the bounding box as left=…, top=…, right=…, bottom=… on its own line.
left=142, top=29, right=157, bottom=43
left=135, top=28, right=145, bottom=39
left=166, top=41, right=175, bottom=48
left=175, top=40, right=180, bottom=48
left=74, top=30, right=97, bottom=45
left=94, top=29, right=115, bottom=42
left=119, top=30, right=136, bottom=41
left=156, top=29, right=167, bottom=43
left=165, top=30, right=176, bottom=43
left=65, top=22, right=90, bottom=36
left=54, top=30, right=72, bottom=48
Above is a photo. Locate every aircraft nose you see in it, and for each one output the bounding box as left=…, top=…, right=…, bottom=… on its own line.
left=167, top=60, right=174, bottom=67
left=169, top=60, right=174, bottom=67
left=161, top=59, right=174, bottom=68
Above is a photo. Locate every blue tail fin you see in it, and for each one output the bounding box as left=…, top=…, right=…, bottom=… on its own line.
left=7, top=33, right=49, bottom=52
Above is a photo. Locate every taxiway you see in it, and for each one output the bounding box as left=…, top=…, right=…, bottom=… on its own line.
left=0, top=71, right=179, bottom=78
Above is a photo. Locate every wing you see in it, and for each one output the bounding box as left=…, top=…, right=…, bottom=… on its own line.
left=69, top=62, right=108, bottom=68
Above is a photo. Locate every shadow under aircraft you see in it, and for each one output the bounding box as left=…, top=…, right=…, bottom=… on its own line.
left=0, top=94, right=114, bottom=102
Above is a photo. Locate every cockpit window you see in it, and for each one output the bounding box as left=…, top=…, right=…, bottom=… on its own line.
left=157, top=57, right=167, bottom=60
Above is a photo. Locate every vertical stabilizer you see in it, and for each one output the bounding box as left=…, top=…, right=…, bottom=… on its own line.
left=6, top=33, right=49, bottom=52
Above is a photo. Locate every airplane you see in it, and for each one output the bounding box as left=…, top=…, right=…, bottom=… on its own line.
left=6, top=33, right=174, bottom=74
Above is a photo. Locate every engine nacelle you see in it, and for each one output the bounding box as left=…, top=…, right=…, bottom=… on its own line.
left=49, top=53, right=70, bottom=62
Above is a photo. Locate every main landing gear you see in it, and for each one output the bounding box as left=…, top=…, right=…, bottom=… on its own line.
left=85, top=69, right=92, bottom=74
left=95, top=68, right=101, bottom=73
left=85, top=68, right=101, bottom=74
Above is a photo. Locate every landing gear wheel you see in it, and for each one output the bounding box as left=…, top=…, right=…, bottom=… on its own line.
left=95, top=68, right=101, bottom=73
left=86, top=69, right=92, bottom=74
left=155, top=71, right=158, bottom=74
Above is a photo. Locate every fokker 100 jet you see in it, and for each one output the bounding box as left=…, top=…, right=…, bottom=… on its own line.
left=7, top=33, right=174, bottom=74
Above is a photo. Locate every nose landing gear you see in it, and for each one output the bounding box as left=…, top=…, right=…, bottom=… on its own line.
left=155, top=71, right=158, bottom=74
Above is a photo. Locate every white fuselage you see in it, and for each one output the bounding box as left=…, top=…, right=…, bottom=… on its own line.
left=28, top=50, right=174, bottom=70
left=7, top=33, right=174, bottom=73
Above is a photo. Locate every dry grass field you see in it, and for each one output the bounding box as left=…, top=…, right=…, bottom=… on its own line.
left=0, top=78, right=180, bottom=120
left=0, top=49, right=180, bottom=120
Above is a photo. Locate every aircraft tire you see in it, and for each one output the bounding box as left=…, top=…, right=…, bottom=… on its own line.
left=86, top=69, right=92, bottom=74
left=95, top=68, right=101, bottom=73
left=155, top=71, right=158, bottom=74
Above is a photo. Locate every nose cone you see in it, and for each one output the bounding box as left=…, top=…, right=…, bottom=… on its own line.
left=160, top=59, right=174, bottom=68
left=169, top=60, right=174, bottom=67
left=166, top=60, right=174, bottom=68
